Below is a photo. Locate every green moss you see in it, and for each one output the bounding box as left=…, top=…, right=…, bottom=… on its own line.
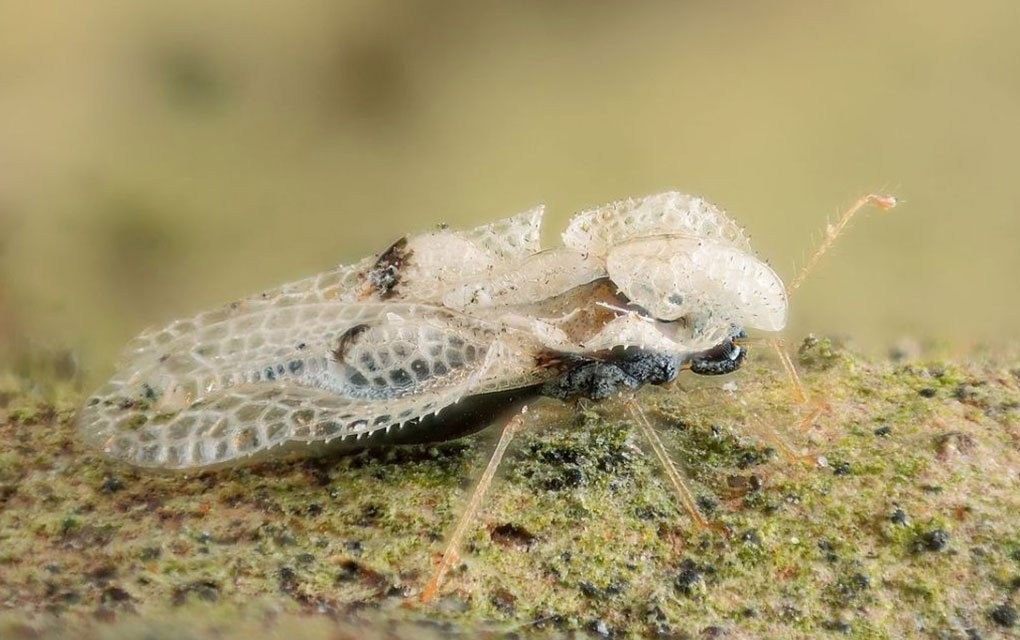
left=798, top=334, right=854, bottom=370
left=1, top=343, right=1019, bottom=637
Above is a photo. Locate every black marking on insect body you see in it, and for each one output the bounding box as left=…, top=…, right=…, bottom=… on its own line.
left=539, top=347, right=684, bottom=401
left=539, top=330, right=748, bottom=401
left=338, top=386, right=541, bottom=451
left=366, top=236, right=412, bottom=299
left=327, top=329, right=747, bottom=449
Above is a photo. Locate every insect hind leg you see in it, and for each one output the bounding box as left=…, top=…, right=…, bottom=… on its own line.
left=420, top=405, right=530, bottom=604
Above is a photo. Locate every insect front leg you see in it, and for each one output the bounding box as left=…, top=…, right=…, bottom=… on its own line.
left=751, top=193, right=899, bottom=465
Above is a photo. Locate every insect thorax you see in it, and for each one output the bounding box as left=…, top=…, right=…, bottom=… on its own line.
left=538, top=330, right=746, bottom=402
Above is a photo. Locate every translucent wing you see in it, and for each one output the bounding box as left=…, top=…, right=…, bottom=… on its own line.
left=563, top=191, right=752, bottom=258
left=439, top=248, right=603, bottom=310
left=78, top=303, right=536, bottom=470
left=274, top=204, right=544, bottom=303
left=121, top=205, right=548, bottom=362
left=394, top=205, right=547, bottom=301
left=459, top=204, right=544, bottom=260
left=605, top=235, right=787, bottom=331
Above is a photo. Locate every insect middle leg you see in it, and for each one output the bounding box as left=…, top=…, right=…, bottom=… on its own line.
left=625, top=397, right=719, bottom=530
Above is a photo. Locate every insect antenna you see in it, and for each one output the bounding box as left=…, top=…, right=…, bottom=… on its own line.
left=760, top=192, right=897, bottom=463
left=420, top=406, right=529, bottom=604
left=787, top=193, right=898, bottom=295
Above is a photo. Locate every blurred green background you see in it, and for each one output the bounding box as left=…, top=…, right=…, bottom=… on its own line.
left=2, top=0, right=1019, bottom=381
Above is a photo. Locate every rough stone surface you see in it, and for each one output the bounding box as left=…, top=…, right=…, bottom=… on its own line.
left=1, top=338, right=1019, bottom=638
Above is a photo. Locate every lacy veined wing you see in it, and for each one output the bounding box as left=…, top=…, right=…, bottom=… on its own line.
left=121, top=205, right=548, bottom=359
left=78, top=303, right=539, bottom=470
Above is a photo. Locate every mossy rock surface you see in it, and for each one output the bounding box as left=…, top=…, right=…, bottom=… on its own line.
left=1, top=340, right=1019, bottom=639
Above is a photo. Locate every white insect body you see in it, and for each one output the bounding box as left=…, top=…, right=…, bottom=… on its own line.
left=78, top=192, right=788, bottom=470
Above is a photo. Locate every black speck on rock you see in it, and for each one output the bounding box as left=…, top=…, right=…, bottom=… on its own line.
left=817, top=539, right=837, bottom=562
left=579, top=581, right=603, bottom=599
left=696, top=495, right=718, bottom=514
left=277, top=566, right=299, bottom=593
left=741, top=529, right=762, bottom=546
left=890, top=507, right=909, bottom=526
left=822, top=620, right=852, bottom=634
left=726, top=474, right=763, bottom=494
left=589, top=618, right=612, bottom=638
left=100, top=476, right=125, bottom=494
left=87, top=564, right=117, bottom=583
left=915, top=529, right=950, bottom=552
left=490, top=587, right=516, bottom=615
left=344, top=539, right=363, bottom=556
left=990, top=604, right=1017, bottom=627
left=490, top=522, right=538, bottom=550
left=101, top=586, right=133, bottom=604
left=674, top=560, right=704, bottom=596
left=834, top=572, right=871, bottom=603
left=335, top=560, right=357, bottom=583
left=171, top=580, right=219, bottom=606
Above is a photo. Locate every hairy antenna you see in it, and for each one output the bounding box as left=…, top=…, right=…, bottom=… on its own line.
left=787, top=193, right=898, bottom=295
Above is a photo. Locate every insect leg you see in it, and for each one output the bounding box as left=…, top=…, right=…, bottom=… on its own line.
left=763, top=191, right=899, bottom=458
left=752, top=341, right=829, bottom=467
left=420, top=405, right=529, bottom=604
left=625, top=398, right=715, bottom=530
left=794, top=401, right=830, bottom=434
left=748, top=414, right=827, bottom=467
left=767, top=337, right=808, bottom=404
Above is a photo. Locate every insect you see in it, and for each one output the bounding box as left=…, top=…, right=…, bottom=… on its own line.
left=77, top=190, right=896, bottom=599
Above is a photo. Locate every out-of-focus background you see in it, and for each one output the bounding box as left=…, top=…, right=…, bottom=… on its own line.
left=2, top=0, right=1019, bottom=381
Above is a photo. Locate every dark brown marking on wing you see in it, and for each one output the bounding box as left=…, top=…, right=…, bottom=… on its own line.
left=360, top=236, right=412, bottom=300
left=332, top=323, right=371, bottom=363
